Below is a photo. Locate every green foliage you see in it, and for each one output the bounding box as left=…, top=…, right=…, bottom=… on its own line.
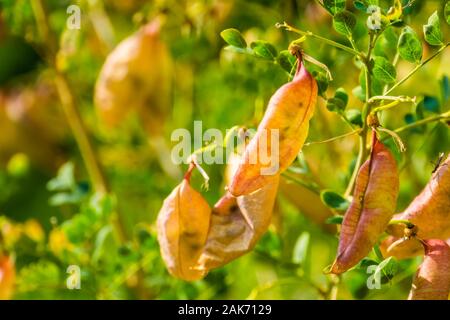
left=220, top=28, right=247, bottom=49
left=333, top=11, right=357, bottom=36
left=398, top=27, right=422, bottom=63
left=320, top=190, right=349, bottom=211
left=323, top=0, right=346, bottom=15
left=372, top=56, right=397, bottom=84
left=0, top=0, right=448, bottom=302
left=250, top=40, right=278, bottom=60
left=423, top=11, right=443, bottom=46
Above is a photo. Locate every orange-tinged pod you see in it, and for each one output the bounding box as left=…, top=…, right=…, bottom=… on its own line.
left=228, top=54, right=317, bottom=196
left=94, top=18, right=172, bottom=135
left=0, top=255, right=15, bottom=300
left=408, top=239, right=450, bottom=300
left=156, top=166, right=211, bottom=281
left=331, top=136, right=399, bottom=274
left=397, top=154, right=450, bottom=240
left=198, top=175, right=279, bottom=270
left=380, top=235, right=423, bottom=260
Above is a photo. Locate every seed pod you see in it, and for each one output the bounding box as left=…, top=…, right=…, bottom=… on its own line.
left=198, top=175, right=279, bottom=270
left=408, top=239, right=450, bottom=300
left=380, top=235, right=423, bottom=260
left=0, top=255, right=15, bottom=300
left=396, top=154, right=450, bottom=240
left=228, top=52, right=317, bottom=196
left=94, top=18, right=172, bottom=136
left=156, top=165, right=211, bottom=281
left=330, top=135, right=399, bottom=274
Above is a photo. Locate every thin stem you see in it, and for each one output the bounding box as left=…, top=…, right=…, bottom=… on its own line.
left=32, top=0, right=127, bottom=243
left=393, top=111, right=450, bottom=134
left=276, top=22, right=361, bottom=57
left=368, top=95, right=415, bottom=103
left=305, top=129, right=361, bottom=146
left=344, top=33, right=376, bottom=197
left=281, top=172, right=320, bottom=195
left=347, top=35, right=359, bottom=52
left=371, top=100, right=400, bottom=114
left=385, top=43, right=449, bottom=95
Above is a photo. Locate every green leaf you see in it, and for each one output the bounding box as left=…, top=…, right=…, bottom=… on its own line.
left=324, top=0, right=346, bottom=15
left=397, top=26, right=422, bottom=63
left=311, top=71, right=329, bottom=98
left=335, top=87, right=349, bottom=106
left=277, top=50, right=296, bottom=73
left=292, top=232, right=310, bottom=265
left=220, top=28, right=247, bottom=48
left=374, top=28, right=398, bottom=57
left=325, top=215, right=344, bottom=225
left=423, top=11, right=443, bottom=46
left=372, top=56, right=396, bottom=83
left=250, top=40, right=277, bottom=60
left=327, top=88, right=348, bottom=112
left=47, top=162, right=75, bottom=191
left=326, top=97, right=346, bottom=112
left=345, top=109, right=363, bottom=126
left=320, top=190, right=349, bottom=211
left=333, top=11, right=356, bottom=36
left=373, top=244, right=384, bottom=262
left=423, top=95, right=440, bottom=113
left=353, top=1, right=367, bottom=12
left=358, top=257, right=378, bottom=269
left=445, top=1, right=450, bottom=25
left=374, top=257, right=398, bottom=283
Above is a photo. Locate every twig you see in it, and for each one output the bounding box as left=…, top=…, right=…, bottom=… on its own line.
left=305, top=129, right=361, bottom=146
left=393, top=111, right=450, bottom=134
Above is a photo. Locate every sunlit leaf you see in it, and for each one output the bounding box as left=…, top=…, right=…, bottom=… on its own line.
left=423, top=11, right=443, bottom=46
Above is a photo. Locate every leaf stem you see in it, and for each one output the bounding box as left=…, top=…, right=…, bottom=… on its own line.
left=305, top=129, right=361, bottom=146
left=276, top=22, right=361, bottom=57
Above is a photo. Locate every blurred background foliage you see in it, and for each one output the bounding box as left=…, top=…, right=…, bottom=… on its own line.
left=0, top=0, right=448, bottom=299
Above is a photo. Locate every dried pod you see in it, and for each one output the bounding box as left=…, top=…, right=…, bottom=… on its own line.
left=198, top=176, right=279, bottom=270
left=94, top=18, right=172, bottom=136
left=408, top=239, right=450, bottom=300
left=331, top=136, right=399, bottom=274
left=156, top=165, right=211, bottom=281
left=380, top=235, right=423, bottom=260
left=0, top=255, right=15, bottom=300
left=228, top=53, right=317, bottom=196
left=397, top=154, right=450, bottom=240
